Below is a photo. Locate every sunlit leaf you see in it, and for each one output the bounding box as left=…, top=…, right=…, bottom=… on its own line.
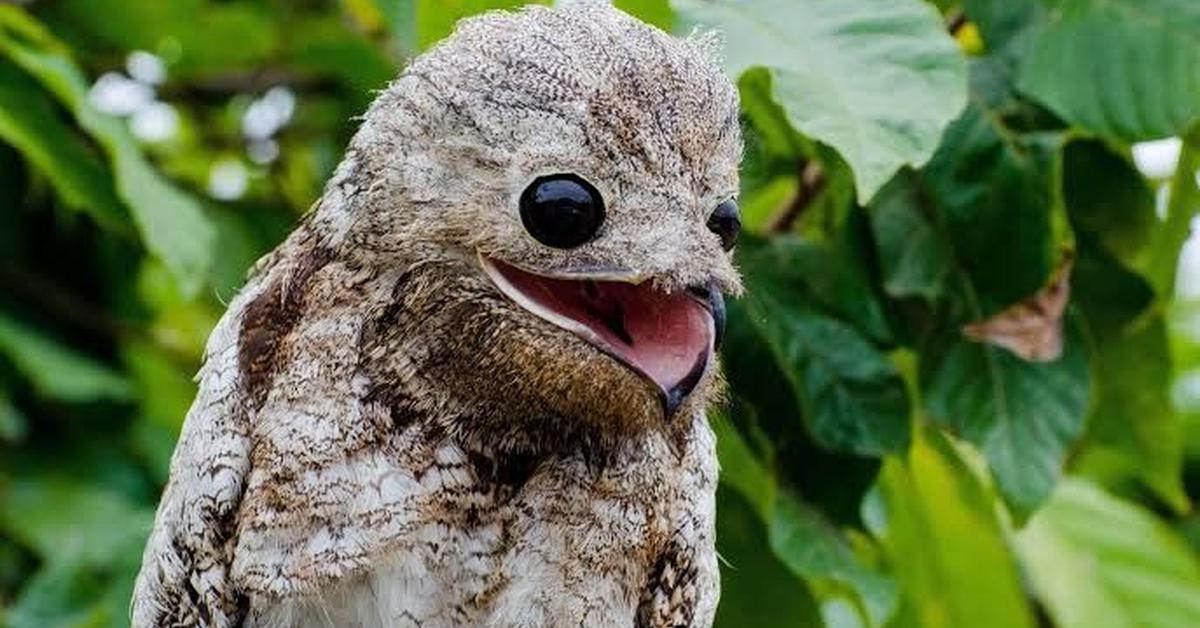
left=1016, top=479, right=1200, bottom=628
left=614, top=0, right=673, bottom=30
left=415, top=0, right=541, bottom=50
left=674, top=0, right=968, bottom=201
left=876, top=428, right=1036, bottom=628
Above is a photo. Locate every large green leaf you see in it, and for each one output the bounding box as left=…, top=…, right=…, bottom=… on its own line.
left=0, top=6, right=215, bottom=295
left=737, top=239, right=910, bottom=457
left=1017, top=0, right=1200, bottom=140
left=871, top=104, right=1060, bottom=311
left=0, top=313, right=132, bottom=403
left=920, top=104, right=1059, bottom=312
left=673, top=0, right=967, bottom=201
left=0, top=61, right=126, bottom=232
left=921, top=322, right=1091, bottom=517
left=875, top=429, right=1036, bottom=628
left=1016, top=479, right=1200, bottom=628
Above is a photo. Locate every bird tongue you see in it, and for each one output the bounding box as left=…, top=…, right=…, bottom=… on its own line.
left=484, top=258, right=713, bottom=408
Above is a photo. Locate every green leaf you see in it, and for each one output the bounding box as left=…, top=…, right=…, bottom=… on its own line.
left=868, top=169, right=953, bottom=302
left=921, top=104, right=1059, bottom=312
left=1062, top=140, right=1155, bottom=267
left=37, top=0, right=279, bottom=78
left=415, top=0, right=540, bottom=50
left=673, top=0, right=968, bottom=201
left=712, top=413, right=776, bottom=520
left=615, top=0, right=674, bottom=30
left=1071, top=238, right=1155, bottom=340
left=769, top=492, right=898, bottom=626
left=0, top=313, right=132, bottom=403
left=1147, top=129, right=1200, bottom=297
left=0, top=6, right=215, bottom=296
left=0, top=61, right=126, bottom=233
left=1017, top=0, right=1200, bottom=140
left=1016, top=479, right=1200, bottom=628
left=875, top=428, right=1036, bottom=628
left=964, top=0, right=1045, bottom=50
left=921, top=321, right=1091, bottom=517
left=737, top=239, right=911, bottom=456
left=0, top=386, right=28, bottom=442
left=1065, top=145, right=1187, bottom=509
left=714, top=409, right=894, bottom=624
left=715, top=488, right=823, bottom=628
left=285, top=16, right=397, bottom=102
left=1081, top=317, right=1188, bottom=512
left=4, top=561, right=117, bottom=628
left=0, top=478, right=153, bottom=569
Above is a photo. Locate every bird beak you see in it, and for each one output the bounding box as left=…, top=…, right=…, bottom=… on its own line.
left=479, top=254, right=719, bottom=417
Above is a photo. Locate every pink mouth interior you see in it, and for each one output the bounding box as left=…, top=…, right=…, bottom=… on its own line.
left=484, top=258, right=713, bottom=401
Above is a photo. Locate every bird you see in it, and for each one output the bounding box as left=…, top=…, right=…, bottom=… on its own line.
left=131, top=2, right=743, bottom=626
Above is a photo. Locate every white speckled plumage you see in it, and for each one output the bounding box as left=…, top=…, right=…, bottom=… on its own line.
left=133, top=2, right=742, bottom=626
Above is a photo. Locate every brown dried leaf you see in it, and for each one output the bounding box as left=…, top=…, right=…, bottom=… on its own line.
left=962, top=252, right=1074, bottom=362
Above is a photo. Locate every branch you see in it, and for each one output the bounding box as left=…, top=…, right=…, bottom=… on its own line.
left=766, top=160, right=826, bottom=235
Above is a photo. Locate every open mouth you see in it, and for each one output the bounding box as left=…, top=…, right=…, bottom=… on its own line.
left=480, top=255, right=720, bottom=415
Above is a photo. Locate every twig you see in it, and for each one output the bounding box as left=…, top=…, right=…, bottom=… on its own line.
left=766, top=160, right=826, bottom=235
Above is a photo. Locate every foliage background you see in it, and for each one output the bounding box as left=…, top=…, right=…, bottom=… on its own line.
left=1, top=0, right=1199, bottom=626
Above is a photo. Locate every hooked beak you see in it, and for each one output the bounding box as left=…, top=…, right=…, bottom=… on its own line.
left=480, top=254, right=725, bottom=416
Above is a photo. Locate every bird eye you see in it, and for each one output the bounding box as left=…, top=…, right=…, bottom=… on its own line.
left=707, top=199, right=740, bottom=251
left=519, top=174, right=605, bottom=249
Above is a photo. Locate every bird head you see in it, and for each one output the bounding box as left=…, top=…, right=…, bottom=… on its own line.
left=318, top=1, right=742, bottom=454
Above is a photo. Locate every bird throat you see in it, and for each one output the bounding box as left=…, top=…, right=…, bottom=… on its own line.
left=481, top=256, right=713, bottom=415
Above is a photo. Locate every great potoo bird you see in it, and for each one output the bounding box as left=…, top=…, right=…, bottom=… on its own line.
left=132, top=2, right=743, bottom=626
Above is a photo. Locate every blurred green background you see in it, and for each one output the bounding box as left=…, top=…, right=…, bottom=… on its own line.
left=1, top=0, right=1200, bottom=626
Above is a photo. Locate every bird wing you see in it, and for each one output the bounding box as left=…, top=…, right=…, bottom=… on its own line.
left=130, top=269, right=274, bottom=627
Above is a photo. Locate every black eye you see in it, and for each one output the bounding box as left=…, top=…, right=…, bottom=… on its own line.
left=707, top=199, right=740, bottom=250
left=519, top=174, right=605, bottom=249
